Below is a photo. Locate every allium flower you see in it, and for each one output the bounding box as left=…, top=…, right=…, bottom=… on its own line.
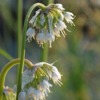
left=45, top=33, right=55, bottom=48
left=27, top=87, right=45, bottom=100
left=47, top=66, right=62, bottom=86
left=26, top=27, right=36, bottom=42
left=22, top=69, right=35, bottom=88
left=64, top=12, right=75, bottom=26
left=18, top=91, right=27, bottom=100
left=53, top=27, right=61, bottom=37
left=20, top=61, right=62, bottom=100
left=55, top=3, right=65, bottom=10
left=56, top=21, right=67, bottom=31
left=26, top=3, right=75, bottom=48
left=36, top=32, right=46, bottom=47
left=38, top=80, right=52, bottom=96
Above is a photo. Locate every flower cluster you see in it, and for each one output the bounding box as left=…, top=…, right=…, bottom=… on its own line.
left=18, top=62, right=62, bottom=100
left=26, top=3, right=75, bottom=48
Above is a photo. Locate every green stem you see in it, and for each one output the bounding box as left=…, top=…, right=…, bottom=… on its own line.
left=0, top=48, right=13, bottom=60
left=17, top=0, right=23, bottom=57
left=42, top=43, right=49, bottom=61
left=0, top=58, right=33, bottom=100
left=16, top=3, right=46, bottom=99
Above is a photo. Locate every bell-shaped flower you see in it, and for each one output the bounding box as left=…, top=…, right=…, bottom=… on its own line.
left=53, top=27, right=61, bottom=37
left=64, top=12, right=75, bottom=26
left=26, top=27, right=36, bottom=42
left=56, top=20, right=67, bottom=31
left=47, top=66, right=62, bottom=86
left=22, top=69, right=35, bottom=89
left=38, top=80, right=52, bottom=96
left=27, top=87, right=45, bottom=100
left=46, top=33, right=55, bottom=48
left=36, top=32, right=46, bottom=47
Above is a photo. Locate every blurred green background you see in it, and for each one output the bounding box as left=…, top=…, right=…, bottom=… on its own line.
left=0, top=0, right=100, bottom=100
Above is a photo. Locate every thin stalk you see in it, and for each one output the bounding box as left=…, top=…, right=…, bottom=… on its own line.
left=17, top=0, right=23, bottom=57
left=42, top=43, right=49, bottom=61
left=16, top=3, right=46, bottom=99
left=0, top=58, right=33, bottom=100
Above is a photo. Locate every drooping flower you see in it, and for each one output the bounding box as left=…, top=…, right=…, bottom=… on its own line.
left=38, top=80, right=52, bottom=96
left=47, top=66, right=62, bottom=86
left=26, top=27, right=36, bottom=42
left=26, top=3, right=75, bottom=48
left=20, top=61, right=62, bottom=100
left=55, top=21, right=67, bottom=37
left=64, top=12, right=75, bottom=26
left=27, top=87, right=45, bottom=100
left=45, top=33, right=55, bottom=48
left=22, top=69, right=35, bottom=89
left=56, top=20, right=67, bottom=31
left=53, top=27, right=61, bottom=37
left=36, top=32, right=46, bottom=47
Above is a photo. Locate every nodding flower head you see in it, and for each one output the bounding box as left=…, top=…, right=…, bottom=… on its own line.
left=26, top=3, right=75, bottom=47
left=19, top=61, right=62, bottom=100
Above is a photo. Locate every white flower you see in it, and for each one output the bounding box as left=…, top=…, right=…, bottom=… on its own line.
left=45, top=33, right=55, bottom=48
left=36, top=32, right=46, bottom=47
left=18, top=91, right=27, bottom=100
left=64, top=12, right=75, bottom=26
left=29, top=9, right=41, bottom=24
left=48, top=66, right=62, bottom=86
left=56, top=20, right=67, bottom=31
left=26, top=27, right=36, bottom=42
left=27, top=87, right=45, bottom=100
left=55, top=21, right=67, bottom=37
left=53, top=27, right=61, bottom=37
left=26, top=4, right=75, bottom=48
left=56, top=4, right=65, bottom=10
left=38, top=80, right=52, bottom=96
left=22, top=69, right=35, bottom=89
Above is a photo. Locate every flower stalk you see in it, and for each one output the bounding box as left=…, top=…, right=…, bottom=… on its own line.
left=0, top=58, right=33, bottom=100
left=17, top=0, right=23, bottom=57
left=16, top=3, right=46, bottom=99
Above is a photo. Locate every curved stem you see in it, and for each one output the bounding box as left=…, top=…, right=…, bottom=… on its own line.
left=0, top=58, right=33, bottom=100
left=16, top=3, right=46, bottom=99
